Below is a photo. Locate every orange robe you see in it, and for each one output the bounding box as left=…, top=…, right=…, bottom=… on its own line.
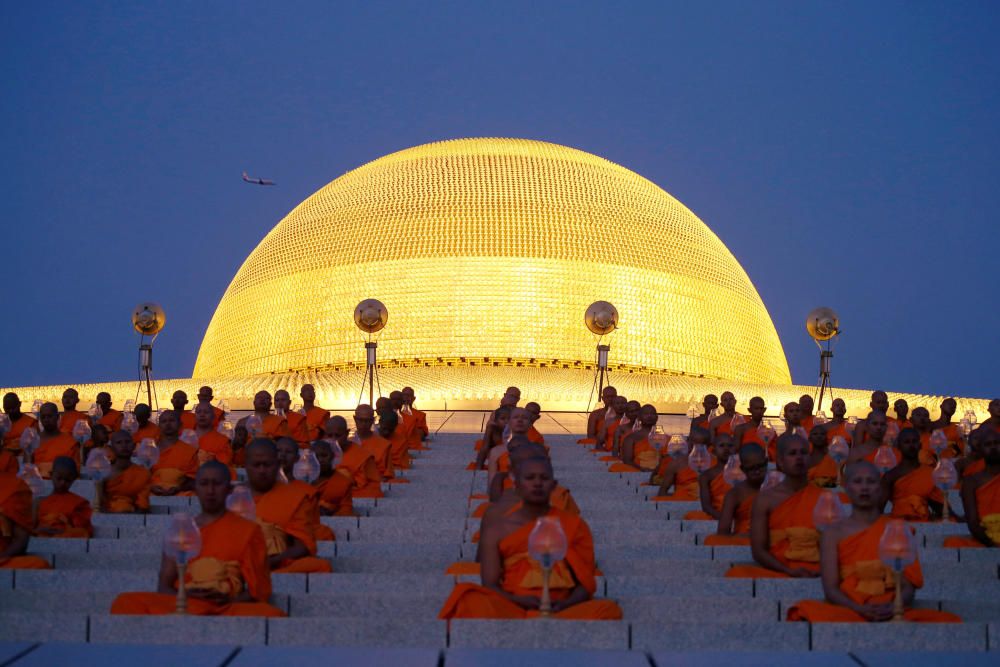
left=98, top=409, right=124, bottom=432
left=111, top=511, right=285, bottom=617
left=103, top=465, right=151, bottom=512
left=196, top=431, right=233, bottom=467
left=470, top=485, right=580, bottom=543
left=787, top=517, right=961, bottom=623
left=740, top=423, right=774, bottom=450
left=609, top=437, right=658, bottom=473
left=36, top=491, right=93, bottom=537
left=3, top=414, right=37, bottom=454
left=943, top=473, right=1000, bottom=548
left=58, top=410, right=89, bottom=434
left=653, top=467, right=699, bottom=501
left=726, top=485, right=823, bottom=578
left=178, top=411, right=197, bottom=432
left=150, top=441, right=199, bottom=494
left=132, top=422, right=160, bottom=444
left=890, top=466, right=944, bottom=522
left=704, top=492, right=756, bottom=546
left=360, top=434, right=393, bottom=480
left=808, top=454, right=839, bottom=488
left=801, top=415, right=815, bottom=433
left=577, top=411, right=608, bottom=445
left=439, top=507, right=622, bottom=620
left=301, top=406, right=330, bottom=444
left=0, top=473, right=51, bottom=569
left=254, top=482, right=332, bottom=573
left=340, top=444, right=382, bottom=498
left=824, top=422, right=853, bottom=447
left=0, top=449, right=18, bottom=474
left=316, top=471, right=354, bottom=516
left=407, top=407, right=430, bottom=450
left=963, top=459, right=985, bottom=478
left=386, top=428, right=411, bottom=470
left=34, top=434, right=80, bottom=478
left=262, top=414, right=294, bottom=440
left=288, top=479, right=333, bottom=542
left=526, top=426, right=545, bottom=445
left=601, top=418, right=621, bottom=451
left=684, top=471, right=731, bottom=520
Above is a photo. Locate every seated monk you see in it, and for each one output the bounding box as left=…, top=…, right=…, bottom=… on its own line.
left=439, top=456, right=621, bottom=620
left=167, top=390, right=197, bottom=432
left=111, top=461, right=285, bottom=617
left=485, top=408, right=537, bottom=494
left=299, top=384, right=330, bottom=444
left=33, top=402, right=80, bottom=478
left=96, top=392, right=125, bottom=432
left=708, top=391, right=744, bottom=440
left=610, top=400, right=640, bottom=457
left=0, top=470, right=50, bottom=569
left=379, top=409, right=410, bottom=472
left=684, top=434, right=736, bottom=521
left=401, top=386, right=430, bottom=450
left=150, top=410, right=198, bottom=496
left=892, top=398, right=911, bottom=429
left=595, top=395, right=627, bottom=453
left=611, top=404, right=659, bottom=473
left=690, top=394, right=719, bottom=433
left=727, top=434, right=824, bottom=578
left=851, top=391, right=891, bottom=450
left=787, top=461, right=961, bottom=623
left=653, top=425, right=707, bottom=501
left=236, top=391, right=274, bottom=440
left=824, top=398, right=853, bottom=447
left=881, top=428, right=947, bottom=522
left=35, top=457, right=93, bottom=538
left=773, top=402, right=806, bottom=461
left=102, top=431, right=151, bottom=513
left=3, top=392, right=38, bottom=456
left=131, top=403, right=160, bottom=444
left=649, top=425, right=709, bottom=490
left=943, top=428, right=1000, bottom=548
left=312, top=440, right=353, bottom=516
left=0, top=440, right=17, bottom=474
left=275, top=437, right=332, bottom=541
left=733, top=396, right=777, bottom=453
left=705, top=444, right=767, bottom=546
left=807, top=424, right=839, bottom=488
left=194, top=402, right=232, bottom=468
left=231, top=424, right=249, bottom=468
left=846, top=411, right=893, bottom=466
left=246, top=438, right=332, bottom=573
left=474, top=407, right=511, bottom=474
left=194, top=386, right=225, bottom=429
left=58, top=388, right=88, bottom=434
left=86, top=424, right=111, bottom=463
left=578, top=386, right=617, bottom=445
left=274, top=390, right=307, bottom=443
left=487, top=435, right=564, bottom=505
left=325, top=415, right=382, bottom=498
left=355, top=404, right=394, bottom=482
left=524, top=401, right=545, bottom=446
left=798, top=394, right=816, bottom=434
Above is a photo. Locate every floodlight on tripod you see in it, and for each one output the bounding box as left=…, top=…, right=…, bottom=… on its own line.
left=805, top=306, right=840, bottom=414
left=354, top=299, right=388, bottom=406
left=584, top=300, right=618, bottom=412
left=132, top=302, right=166, bottom=410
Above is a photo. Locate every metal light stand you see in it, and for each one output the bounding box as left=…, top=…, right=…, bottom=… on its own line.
left=135, top=334, right=160, bottom=410
left=585, top=340, right=611, bottom=412
left=358, top=341, right=382, bottom=406
left=813, top=336, right=836, bottom=414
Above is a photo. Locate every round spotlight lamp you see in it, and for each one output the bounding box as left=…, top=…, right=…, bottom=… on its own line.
left=806, top=307, right=839, bottom=342
left=354, top=299, right=388, bottom=334
left=132, top=302, right=166, bottom=336
left=585, top=301, right=618, bottom=336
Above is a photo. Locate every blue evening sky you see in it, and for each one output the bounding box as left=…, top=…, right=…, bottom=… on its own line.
left=2, top=2, right=997, bottom=399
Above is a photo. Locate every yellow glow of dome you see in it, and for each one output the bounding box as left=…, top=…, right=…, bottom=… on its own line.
left=193, top=138, right=791, bottom=384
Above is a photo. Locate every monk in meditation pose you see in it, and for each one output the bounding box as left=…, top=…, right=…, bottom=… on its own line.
left=102, top=430, right=151, bottom=513
left=685, top=434, right=737, bottom=520
left=33, top=403, right=79, bottom=477
left=131, top=403, right=160, bottom=444
left=846, top=411, right=890, bottom=465
left=705, top=444, right=767, bottom=546
left=474, top=407, right=511, bottom=474
left=246, top=439, right=332, bottom=573
left=612, top=404, right=658, bottom=473
left=195, top=386, right=224, bottom=428
left=881, top=428, right=946, bottom=522
left=274, top=390, right=307, bottom=443
left=524, top=401, right=545, bottom=445
left=775, top=402, right=806, bottom=459
left=798, top=394, right=816, bottom=433
left=439, top=456, right=622, bottom=619
left=852, top=391, right=890, bottom=448
left=691, top=394, right=719, bottom=432
left=787, top=461, right=961, bottom=623
left=401, top=386, right=429, bottom=449
left=35, top=457, right=92, bottom=538
left=355, top=404, right=393, bottom=481
left=275, top=437, right=332, bottom=541
left=95, top=392, right=124, bottom=432
left=486, top=409, right=535, bottom=497
left=0, top=470, right=50, bottom=569
left=709, top=392, right=743, bottom=438
left=237, top=391, right=274, bottom=439
left=150, top=410, right=198, bottom=496
left=824, top=398, right=853, bottom=446
left=312, top=440, right=353, bottom=516
left=807, top=424, right=839, bottom=488
left=194, top=402, right=232, bottom=467
left=944, top=428, right=1000, bottom=548
left=892, top=399, right=911, bottom=428
left=3, top=392, right=37, bottom=454
left=733, top=396, right=773, bottom=450
left=58, top=388, right=88, bottom=434
left=579, top=386, right=616, bottom=445
left=653, top=425, right=706, bottom=500
left=324, top=416, right=382, bottom=498
left=727, top=434, right=823, bottom=578
left=595, top=395, right=627, bottom=452
left=299, top=384, right=329, bottom=444
left=111, top=460, right=285, bottom=617
left=379, top=408, right=410, bottom=471
left=610, top=400, right=640, bottom=456
left=167, top=390, right=196, bottom=431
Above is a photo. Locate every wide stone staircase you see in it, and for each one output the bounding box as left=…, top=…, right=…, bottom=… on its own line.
left=1, top=414, right=998, bottom=665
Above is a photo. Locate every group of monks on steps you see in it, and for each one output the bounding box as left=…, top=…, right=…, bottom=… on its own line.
left=2, top=382, right=998, bottom=624
left=0, top=385, right=429, bottom=616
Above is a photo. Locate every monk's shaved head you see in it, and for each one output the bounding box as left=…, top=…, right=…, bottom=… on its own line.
left=689, top=426, right=710, bottom=445
left=196, top=460, right=231, bottom=481
left=844, top=459, right=879, bottom=480
left=247, top=437, right=278, bottom=458
left=51, top=456, right=79, bottom=477
left=738, top=442, right=765, bottom=462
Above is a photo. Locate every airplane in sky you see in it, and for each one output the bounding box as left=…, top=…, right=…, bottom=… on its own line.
left=242, top=171, right=275, bottom=186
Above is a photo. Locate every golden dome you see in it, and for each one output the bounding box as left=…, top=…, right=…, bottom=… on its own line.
left=194, top=138, right=791, bottom=384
